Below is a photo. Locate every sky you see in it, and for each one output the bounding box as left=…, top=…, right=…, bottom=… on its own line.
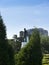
left=0, top=0, right=49, bottom=39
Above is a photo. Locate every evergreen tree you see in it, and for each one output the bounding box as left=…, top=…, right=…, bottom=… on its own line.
left=29, top=28, right=43, bottom=65
left=0, top=15, right=15, bottom=65
left=16, top=28, right=43, bottom=65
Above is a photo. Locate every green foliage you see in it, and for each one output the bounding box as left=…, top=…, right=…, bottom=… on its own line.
left=8, top=39, right=21, bottom=54
left=15, top=41, right=21, bottom=53
left=15, top=28, right=43, bottom=65
left=0, top=15, right=15, bottom=65
left=42, top=54, right=49, bottom=65
left=0, top=16, right=6, bottom=40
left=41, top=36, right=49, bottom=53
left=7, top=44, right=15, bottom=65
left=13, top=35, right=21, bottom=53
left=41, top=36, right=49, bottom=45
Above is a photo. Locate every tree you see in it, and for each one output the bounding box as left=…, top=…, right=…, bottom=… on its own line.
left=13, top=35, right=21, bottom=53
left=15, top=28, right=43, bottom=65
left=41, top=36, right=49, bottom=53
left=0, top=15, right=15, bottom=65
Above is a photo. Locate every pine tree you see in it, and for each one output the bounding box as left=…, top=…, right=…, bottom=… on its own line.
left=0, top=15, right=15, bottom=65
left=29, top=28, right=43, bottom=65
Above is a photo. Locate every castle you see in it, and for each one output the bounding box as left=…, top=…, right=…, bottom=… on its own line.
left=19, top=28, right=48, bottom=47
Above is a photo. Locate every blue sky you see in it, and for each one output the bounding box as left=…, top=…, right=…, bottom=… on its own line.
left=0, top=0, right=48, bottom=7
left=0, top=0, right=49, bottom=39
